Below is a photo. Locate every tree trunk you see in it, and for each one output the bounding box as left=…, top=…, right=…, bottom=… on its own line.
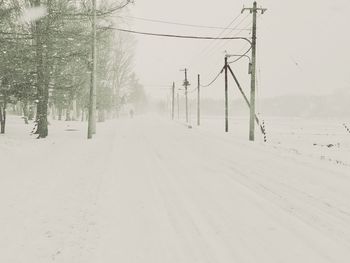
left=98, top=109, right=105, bottom=122
left=72, top=99, right=78, bottom=121
left=81, top=109, right=85, bottom=122
left=58, top=106, right=63, bottom=121
left=0, top=96, right=7, bottom=134
left=22, top=100, right=29, bottom=124
left=51, top=104, right=56, bottom=120
left=14, top=102, right=21, bottom=115
left=65, top=108, right=71, bottom=121
left=0, top=107, right=5, bottom=134
left=34, top=19, right=48, bottom=138
left=34, top=0, right=52, bottom=138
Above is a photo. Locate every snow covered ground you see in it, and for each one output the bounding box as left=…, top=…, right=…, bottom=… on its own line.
left=192, top=115, right=350, bottom=167
left=1, top=114, right=350, bottom=262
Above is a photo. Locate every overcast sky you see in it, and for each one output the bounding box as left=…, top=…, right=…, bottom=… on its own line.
left=120, top=0, right=349, bottom=100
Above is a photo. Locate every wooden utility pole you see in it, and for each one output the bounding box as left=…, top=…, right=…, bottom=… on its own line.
left=177, top=92, right=180, bottom=120
left=181, top=68, right=189, bottom=123
left=171, top=82, right=175, bottom=120
left=197, top=74, right=200, bottom=126
left=224, top=56, right=228, bottom=132
left=88, top=0, right=97, bottom=139
left=242, top=1, right=266, bottom=141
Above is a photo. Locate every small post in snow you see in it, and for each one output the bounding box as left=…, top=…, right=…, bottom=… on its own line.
left=197, top=74, right=200, bottom=126
left=177, top=92, right=180, bottom=120
left=171, top=82, right=175, bottom=120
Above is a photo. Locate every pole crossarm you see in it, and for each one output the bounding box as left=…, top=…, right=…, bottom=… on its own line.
left=241, top=6, right=267, bottom=14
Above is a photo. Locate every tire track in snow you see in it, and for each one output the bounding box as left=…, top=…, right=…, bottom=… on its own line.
left=189, top=127, right=350, bottom=249
left=138, top=120, right=348, bottom=262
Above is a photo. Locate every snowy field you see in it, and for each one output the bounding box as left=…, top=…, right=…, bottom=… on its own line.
left=192, top=115, right=350, bottom=168
left=1, top=114, right=350, bottom=262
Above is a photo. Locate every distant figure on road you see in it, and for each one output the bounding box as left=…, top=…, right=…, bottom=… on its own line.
left=129, top=109, right=134, bottom=119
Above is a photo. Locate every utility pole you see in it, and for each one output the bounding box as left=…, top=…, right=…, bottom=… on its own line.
left=181, top=68, right=190, bottom=123
left=87, top=0, right=97, bottom=139
left=171, top=82, right=175, bottom=120
left=177, top=92, right=180, bottom=120
left=224, top=56, right=228, bottom=132
left=242, top=1, right=266, bottom=141
left=197, top=74, right=200, bottom=126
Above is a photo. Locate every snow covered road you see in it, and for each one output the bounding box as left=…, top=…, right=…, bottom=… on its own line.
left=1, top=116, right=350, bottom=262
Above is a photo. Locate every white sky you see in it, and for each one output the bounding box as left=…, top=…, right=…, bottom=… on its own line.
left=121, top=0, right=349, bottom=100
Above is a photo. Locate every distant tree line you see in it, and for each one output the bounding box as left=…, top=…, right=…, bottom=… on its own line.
left=0, top=0, right=146, bottom=137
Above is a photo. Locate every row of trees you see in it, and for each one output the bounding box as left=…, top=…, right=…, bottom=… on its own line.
left=0, top=0, right=146, bottom=137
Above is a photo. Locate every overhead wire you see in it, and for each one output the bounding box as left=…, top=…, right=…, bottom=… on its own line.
left=183, top=13, right=251, bottom=96
left=203, top=15, right=251, bottom=59
left=114, top=15, right=251, bottom=31
left=228, top=46, right=252, bottom=64
left=216, top=26, right=251, bottom=53
left=189, top=13, right=248, bottom=68
left=206, top=14, right=258, bottom=66
left=218, top=14, right=264, bottom=55
left=109, top=13, right=253, bottom=93
left=111, top=27, right=251, bottom=43
left=200, top=67, right=224, bottom=88
left=185, top=12, right=246, bottom=67
left=171, top=15, right=252, bottom=94
left=195, top=17, right=252, bottom=75
left=109, top=13, right=254, bottom=101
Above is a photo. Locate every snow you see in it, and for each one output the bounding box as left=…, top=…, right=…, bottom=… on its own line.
left=190, top=115, right=350, bottom=167
left=20, top=6, right=48, bottom=23
left=1, top=114, right=350, bottom=262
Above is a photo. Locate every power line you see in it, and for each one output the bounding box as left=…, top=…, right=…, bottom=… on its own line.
left=185, top=18, right=252, bottom=80
left=215, top=14, right=263, bottom=55
left=201, top=26, right=251, bottom=68
left=202, top=14, right=251, bottom=58
left=198, top=20, right=252, bottom=89
left=115, top=15, right=251, bottom=31
left=191, top=20, right=252, bottom=84
left=111, top=27, right=251, bottom=43
left=200, top=67, right=224, bottom=88
left=228, top=46, right=252, bottom=64
left=186, top=13, right=248, bottom=67
left=207, top=19, right=252, bottom=61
